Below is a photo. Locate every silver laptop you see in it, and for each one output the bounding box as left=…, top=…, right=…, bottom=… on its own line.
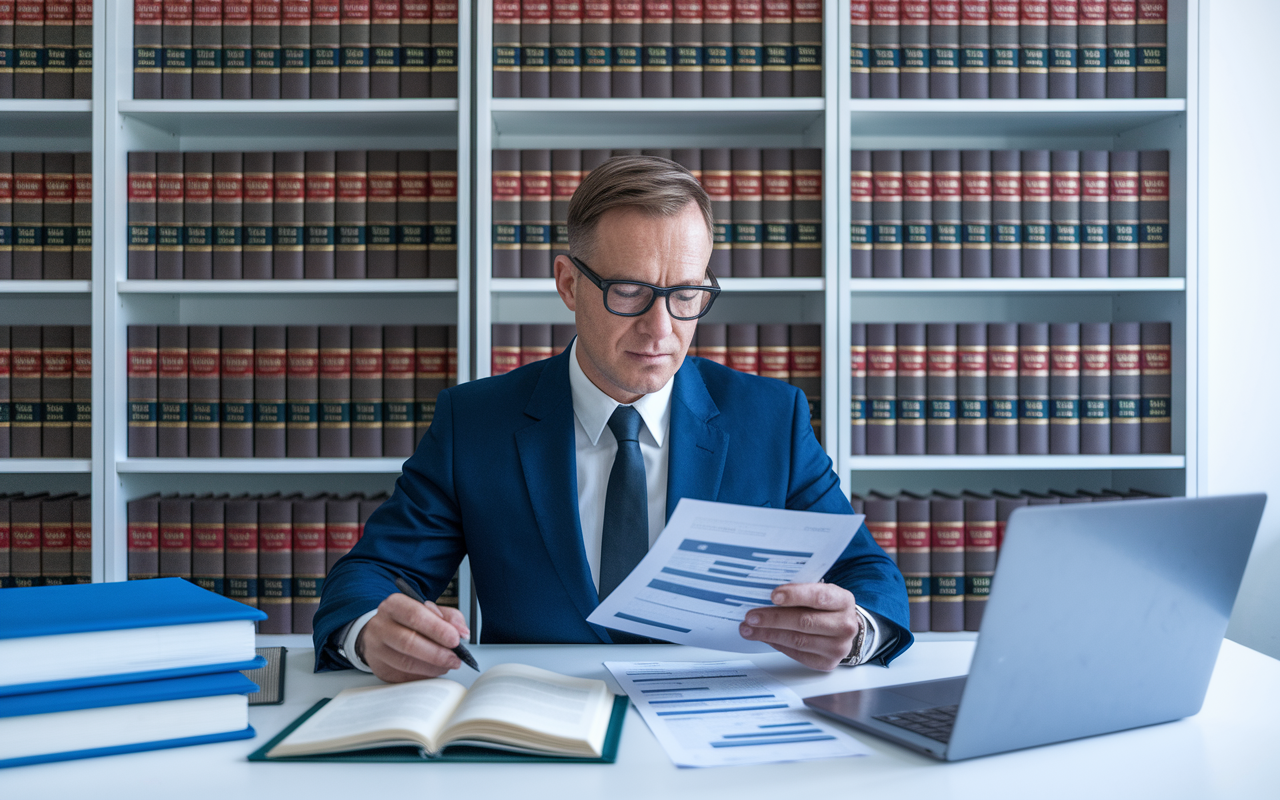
left=804, top=493, right=1267, bottom=761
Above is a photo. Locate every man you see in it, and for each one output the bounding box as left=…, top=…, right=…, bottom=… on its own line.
left=314, top=156, right=911, bottom=680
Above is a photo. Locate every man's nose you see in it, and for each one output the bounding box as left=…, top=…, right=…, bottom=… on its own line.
left=633, top=294, right=675, bottom=338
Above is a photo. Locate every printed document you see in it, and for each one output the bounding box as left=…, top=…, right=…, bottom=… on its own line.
left=605, top=660, right=870, bottom=767
left=587, top=499, right=864, bottom=652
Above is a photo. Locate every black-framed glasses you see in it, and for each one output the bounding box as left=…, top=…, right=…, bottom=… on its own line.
left=569, top=255, right=721, bottom=320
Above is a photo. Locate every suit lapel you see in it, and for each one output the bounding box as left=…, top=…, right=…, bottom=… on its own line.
left=666, top=360, right=729, bottom=521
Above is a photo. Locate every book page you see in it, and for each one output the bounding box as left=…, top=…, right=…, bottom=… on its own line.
left=267, top=678, right=468, bottom=757
left=440, top=664, right=615, bottom=757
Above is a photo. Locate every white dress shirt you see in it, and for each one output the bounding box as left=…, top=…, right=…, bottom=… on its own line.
left=341, top=341, right=889, bottom=670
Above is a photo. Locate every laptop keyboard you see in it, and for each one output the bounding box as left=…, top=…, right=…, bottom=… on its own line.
left=873, top=705, right=959, bottom=743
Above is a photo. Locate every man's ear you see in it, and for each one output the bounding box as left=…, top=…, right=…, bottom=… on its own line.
left=554, top=254, right=577, bottom=311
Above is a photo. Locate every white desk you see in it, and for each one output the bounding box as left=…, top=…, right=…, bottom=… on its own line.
left=6, top=640, right=1279, bottom=799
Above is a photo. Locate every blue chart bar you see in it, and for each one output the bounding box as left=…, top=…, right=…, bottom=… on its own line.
left=640, top=687, right=709, bottom=694
left=714, top=560, right=759, bottom=570
left=679, top=539, right=814, bottom=560
left=650, top=694, right=775, bottom=705
left=660, top=567, right=781, bottom=590
left=612, top=612, right=691, bottom=633
left=711, top=735, right=837, bottom=748
left=708, top=567, right=754, bottom=578
left=630, top=674, right=747, bottom=683
left=723, top=728, right=822, bottom=739
left=656, top=704, right=789, bottom=716
left=648, top=579, right=762, bottom=606
left=759, top=722, right=813, bottom=729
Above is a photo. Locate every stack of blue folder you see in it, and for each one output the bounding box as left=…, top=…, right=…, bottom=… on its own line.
left=0, top=578, right=268, bottom=768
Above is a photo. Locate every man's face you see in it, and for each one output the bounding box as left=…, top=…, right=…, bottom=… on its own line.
left=554, top=203, right=713, bottom=404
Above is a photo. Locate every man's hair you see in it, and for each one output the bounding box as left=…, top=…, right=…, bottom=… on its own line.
left=567, top=155, right=715, bottom=260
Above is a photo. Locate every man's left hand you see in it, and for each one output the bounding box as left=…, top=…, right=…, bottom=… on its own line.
left=739, top=583, right=862, bottom=671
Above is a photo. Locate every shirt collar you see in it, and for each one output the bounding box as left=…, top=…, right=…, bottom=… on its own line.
left=568, top=339, right=673, bottom=448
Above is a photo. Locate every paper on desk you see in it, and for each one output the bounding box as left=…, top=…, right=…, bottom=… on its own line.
left=587, top=499, right=864, bottom=652
left=606, top=660, right=870, bottom=768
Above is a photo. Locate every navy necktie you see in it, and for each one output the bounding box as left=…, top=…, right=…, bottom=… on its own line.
left=599, top=405, right=649, bottom=601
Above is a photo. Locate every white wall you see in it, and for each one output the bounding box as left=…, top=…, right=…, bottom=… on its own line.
left=1206, top=1, right=1280, bottom=659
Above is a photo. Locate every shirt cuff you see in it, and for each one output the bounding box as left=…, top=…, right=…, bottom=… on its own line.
left=339, top=609, right=380, bottom=673
left=841, top=605, right=883, bottom=667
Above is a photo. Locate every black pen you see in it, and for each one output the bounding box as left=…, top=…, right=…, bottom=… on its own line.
left=394, top=576, right=480, bottom=672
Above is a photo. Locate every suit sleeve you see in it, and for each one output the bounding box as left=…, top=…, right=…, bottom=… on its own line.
left=782, top=387, right=914, bottom=665
left=311, top=388, right=470, bottom=672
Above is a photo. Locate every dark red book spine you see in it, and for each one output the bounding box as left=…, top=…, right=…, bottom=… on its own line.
left=38, top=326, right=70, bottom=458
left=399, top=0, right=428, bottom=97
left=292, top=496, right=326, bottom=633
left=73, top=1, right=94, bottom=98
left=220, top=326, right=255, bottom=458
left=425, top=150, right=459, bottom=279
left=519, top=323, right=553, bottom=367
left=0, top=497, right=9, bottom=587
left=127, top=494, right=160, bottom=580
left=9, top=496, right=42, bottom=586
left=157, top=324, right=189, bottom=458
left=397, top=150, right=428, bottom=278
left=382, top=325, right=416, bottom=456
left=727, top=323, right=759, bottom=375
left=0, top=326, right=9, bottom=458
left=431, top=0, right=460, bottom=98
left=192, top=495, right=226, bottom=594
left=42, top=1, right=73, bottom=98
left=731, top=0, right=762, bottom=97
left=0, top=153, right=11, bottom=279
left=350, top=325, right=383, bottom=456
left=672, top=0, right=701, bottom=97
left=11, top=328, right=39, bottom=456
left=731, top=148, right=763, bottom=276
left=127, top=326, right=158, bottom=458
left=701, top=0, right=730, bottom=96
left=213, top=152, right=244, bottom=279
left=38, top=154, right=71, bottom=280
left=311, top=0, right=341, bottom=98
left=159, top=495, right=192, bottom=578
left=188, top=325, right=221, bottom=457
left=643, top=0, right=674, bottom=97
left=791, top=148, right=821, bottom=277
left=225, top=496, right=259, bottom=607
left=254, top=326, right=287, bottom=457
left=789, top=324, right=821, bottom=438
left=257, top=497, right=292, bottom=632
left=222, top=0, right=254, bottom=98
left=581, top=0, right=612, bottom=96
left=319, top=324, right=351, bottom=457
left=72, top=325, right=89, bottom=459
left=760, top=0, right=789, bottom=96
left=71, top=151, right=90, bottom=279
left=38, top=493, right=72, bottom=585
left=286, top=325, right=319, bottom=457
left=335, top=149, right=368, bottom=278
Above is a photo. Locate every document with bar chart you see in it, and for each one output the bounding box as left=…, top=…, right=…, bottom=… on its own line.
left=605, top=660, right=870, bottom=767
left=588, top=499, right=864, bottom=652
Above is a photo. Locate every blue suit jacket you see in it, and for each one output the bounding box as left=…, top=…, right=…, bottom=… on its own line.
left=313, top=348, right=912, bottom=670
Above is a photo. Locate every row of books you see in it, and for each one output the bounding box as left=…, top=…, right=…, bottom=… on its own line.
left=127, top=149, right=458, bottom=280
left=0, top=325, right=92, bottom=459
left=0, top=492, right=92, bottom=588
left=850, top=485, right=1165, bottom=632
left=494, top=147, right=822, bottom=279
left=851, top=1, right=1168, bottom=99
left=126, top=324, right=458, bottom=459
left=850, top=321, right=1171, bottom=455
left=851, top=148, right=1170, bottom=279
left=493, top=0, right=823, bottom=98
left=0, top=152, right=93, bottom=281
left=125, top=491, right=461, bottom=635
left=132, top=1, right=459, bottom=99
left=0, top=1, right=93, bottom=98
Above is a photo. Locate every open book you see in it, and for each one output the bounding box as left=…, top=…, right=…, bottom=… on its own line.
left=265, top=664, right=619, bottom=760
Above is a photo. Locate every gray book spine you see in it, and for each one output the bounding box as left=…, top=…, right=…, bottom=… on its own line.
left=72, top=325, right=90, bottom=459
left=281, top=0, right=310, bottom=98
left=850, top=323, right=867, bottom=455
left=583, top=0, right=612, bottom=97
left=863, top=492, right=898, bottom=564
left=415, top=325, right=448, bottom=445
left=1018, top=322, right=1050, bottom=454
left=1077, top=0, right=1106, bottom=97
left=897, top=493, right=931, bottom=632
left=957, top=323, right=987, bottom=454
left=183, top=152, right=214, bottom=279
left=871, top=150, right=903, bottom=278
left=41, top=152, right=73, bottom=280
left=761, top=148, right=792, bottom=277
left=188, top=325, right=221, bottom=458
left=163, top=0, right=195, bottom=98
left=157, top=324, right=188, bottom=458
left=993, top=490, right=1028, bottom=550
left=523, top=0, right=552, bottom=97
left=429, top=149, right=459, bottom=279
left=673, top=0, right=701, bottom=96
left=792, top=0, right=821, bottom=95
left=271, top=151, right=305, bottom=278
left=11, top=495, right=47, bottom=587
left=1110, top=321, right=1140, bottom=453
left=40, top=325, right=72, bottom=458
left=990, top=0, right=1020, bottom=97
left=986, top=322, right=1018, bottom=454
left=13, top=328, right=41, bottom=456
left=928, top=0, right=959, bottom=98
left=991, top=149, right=1022, bottom=277
left=1108, top=149, right=1139, bottom=277
left=224, top=495, right=258, bottom=608
left=491, top=150, right=522, bottom=278
left=961, top=149, right=992, bottom=278
left=351, top=325, right=383, bottom=456
left=286, top=325, right=319, bottom=457
left=222, top=0, right=253, bottom=98
left=727, top=323, right=759, bottom=375
left=325, top=495, right=360, bottom=572
left=1080, top=321, right=1110, bottom=454
left=310, top=0, right=341, bottom=98
left=551, top=0, right=583, bottom=97
left=731, top=147, right=763, bottom=277
left=700, top=148, right=731, bottom=277
left=431, top=0, right=460, bottom=98
left=1019, top=0, right=1048, bottom=98
left=899, top=1, right=930, bottom=98
left=335, top=150, right=368, bottom=278
left=127, top=494, right=161, bottom=581
left=789, top=324, right=822, bottom=439
left=220, top=326, right=255, bottom=458
left=242, top=151, right=275, bottom=280
left=134, top=1, right=164, bottom=98
left=319, top=324, right=351, bottom=457
left=902, top=150, right=933, bottom=278
left=159, top=495, right=192, bottom=579
left=128, top=152, right=157, bottom=279
left=0, top=153, right=11, bottom=278
left=866, top=323, right=896, bottom=454
left=1048, top=0, right=1077, bottom=97
left=1139, top=149, right=1169, bottom=277
left=0, top=327, right=8, bottom=458
left=1020, top=149, right=1051, bottom=277
left=926, top=323, right=957, bottom=454
left=761, top=0, right=791, bottom=98
left=929, top=494, right=965, bottom=632
left=1049, top=322, right=1080, bottom=454
left=931, top=149, right=961, bottom=277
left=494, top=0, right=523, bottom=97
left=1135, top=0, right=1164, bottom=97
left=520, top=324, right=553, bottom=368
left=382, top=325, right=416, bottom=457
left=791, top=148, right=822, bottom=277
left=339, top=0, right=371, bottom=97
left=491, top=323, right=520, bottom=375
left=1050, top=149, right=1081, bottom=277
left=850, top=2, right=870, bottom=98
left=850, top=150, right=873, bottom=278
left=1106, top=0, right=1135, bottom=98
left=896, top=323, right=926, bottom=455
left=369, top=0, right=400, bottom=98
left=869, top=0, right=899, bottom=98
left=396, top=150, right=428, bottom=278
left=72, top=151, right=91, bottom=280
left=399, top=0, right=430, bottom=98
left=551, top=149, right=581, bottom=265
left=126, top=325, right=156, bottom=458
left=1140, top=320, right=1171, bottom=453
left=257, top=497, right=292, bottom=633
left=959, top=0, right=990, bottom=98
left=192, top=495, right=226, bottom=595
left=72, top=493, right=91, bottom=582
left=212, top=151, right=244, bottom=279
left=304, top=150, right=336, bottom=279
left=552, top=323, right=576, bottom=355
left=254, top=326, right=287, bottom=457
left=1080, top=149, right=1110, bottom=277
left=366, top=150, right=399, bottom=278
left=291, top=496, right=326, bottom=634
left=520, top=149, right=553, bottom=278
left=962, top=492, right=996, bottom=631
left=731, top=0, right=762, bottom=97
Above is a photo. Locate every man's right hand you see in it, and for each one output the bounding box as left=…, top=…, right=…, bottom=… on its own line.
left=355, top=593, right=471, bottom=682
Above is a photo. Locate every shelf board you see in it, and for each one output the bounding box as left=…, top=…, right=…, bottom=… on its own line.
left=849, top=278, right=1185, bottom=293
left=0, top=459, right=92, bottom=473
left=116, top=458, right=408, bottom=474
left=0, top=99, right=93, bottom=113
left=490, top=277, right=824, bottom=294
left=849, top=455, right=1185, bottom=471
left=0, top=100, right=93, bottom=138
left=491, top=98, right=825, bottom=141
left=0, top=281, right=92, bottom=294
left=118, top=99, right=460, bottom=139
left=849, top=98, right=1186, bottom=137
left=118, top=279, right=459, bottom=295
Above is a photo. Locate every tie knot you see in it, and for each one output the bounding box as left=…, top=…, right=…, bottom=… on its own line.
left=607, top=404, right=644, bottom=443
